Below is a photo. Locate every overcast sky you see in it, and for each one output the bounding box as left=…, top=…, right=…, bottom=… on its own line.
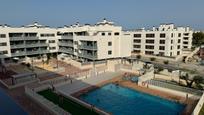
left=0, top=0, right=204, bottom=30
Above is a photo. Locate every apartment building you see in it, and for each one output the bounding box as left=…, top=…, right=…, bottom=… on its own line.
left=126, top=24, right=193, bottom=57
left=0, top=19, right=132, bottom=62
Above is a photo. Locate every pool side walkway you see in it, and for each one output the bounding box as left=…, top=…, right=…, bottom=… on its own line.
left=56, top=71, right=123, bottom=95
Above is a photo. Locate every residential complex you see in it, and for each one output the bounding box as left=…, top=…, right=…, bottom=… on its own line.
left=126, top=24, right=193, bottom=57
left=0, top=19, right=193, bottom=63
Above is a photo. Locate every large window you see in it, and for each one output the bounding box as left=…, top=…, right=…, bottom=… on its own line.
left=49, top=40, right=55, bottom=43
left=178, top=33, right=181, bottom=37
left=133, top=39, right=141, bottom=43
left=0, top=42, right=7, bottom=46
left=0, top=34, right=6, bottom=38
left=160, top=33, right=166, bottom=38
left=133, top=45, right=141, bottom=48
left=146, top=34, right=155, bottom=38
left=146, top=40, right=154, bottom=44
left=183, top=41, right=188, bottom=44
left=145, top=51, right=154, bottom=55
left=159, top=46, right=165, bottom=50
left=0, top=50, right=8, bottom=55
left=40, top=33, right=55, bottom=37
left=177, top=45, right=180, bottom=49
left=145, top=45, right=154, bottom=49
left=178, top=39, right=181, bottom=43
left=114, top=32, right=120, bottom=36
left=160, top=40, right=165, bottom=44
left=134, top=34, right=141, bottom=38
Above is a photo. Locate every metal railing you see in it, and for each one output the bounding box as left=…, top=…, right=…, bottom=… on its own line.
left=58, top=42, right=74, bottom=47
left=78, top=45, right=97, bottom=50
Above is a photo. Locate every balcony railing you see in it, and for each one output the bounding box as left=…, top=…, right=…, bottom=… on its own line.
left=78, top=53, right=97, bottom=60
left=78, top=45, right=97, bottom=50
left=10, top=36, right=39, bottom=41
left=58, top=42, right=73, bottom=47
left=11, top=51, right=26, bottom=57
left=26, top=50, right=49, bottom=55
left=25, top=43, right=49, bottom=47
left=61, top=36, right=73, bottom=39
left=10, top=44, right=25, bottom=49
left=58, top=48, right=74, bottom=54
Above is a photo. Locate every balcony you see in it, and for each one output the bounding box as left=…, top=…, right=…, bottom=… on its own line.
left=25, top=43, right=49, bottom=48
left=24, top=36, right=39, bottom=40
left=58, top=48, right=74, bottom=54
left=26, top=50, right=49, bottom=55
left=78, top=52, right=97, bottom=60
left=10, top=44, right=25, bottom=49
left=11, top=51, right=26, bottom=57
left=61, top=36, right=73, bottom=39
left=58, top=42, right=73, bottom=47
left=78, top=45, right=97, bottom=50
left=10, top=37, right=25, bottom=41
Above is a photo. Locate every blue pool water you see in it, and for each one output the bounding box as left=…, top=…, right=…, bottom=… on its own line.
left=0, top=88, right=27, bottom=115
left=80, top=83, right=185, bottom=115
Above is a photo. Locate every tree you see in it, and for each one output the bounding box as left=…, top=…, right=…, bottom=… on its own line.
left=163, top=60, right=169, bottom=65
left=192, top=32, right=204, bottom=47
left=150, top=57, right=156, bottom=61
left=180, top=73, right=203, bottom=89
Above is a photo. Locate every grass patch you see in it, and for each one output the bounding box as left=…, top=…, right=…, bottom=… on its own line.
left=38, top=89, right=99, bottom=115
left=199, top=104, right=204, bottom=115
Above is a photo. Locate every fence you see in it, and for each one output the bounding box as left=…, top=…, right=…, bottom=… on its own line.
left=147, top=80, right=203, bottom=96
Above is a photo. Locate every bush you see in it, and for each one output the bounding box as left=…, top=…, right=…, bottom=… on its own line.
left=163, top=60, right=169, bottom=65
left=150, top=57, right=156, bottom=61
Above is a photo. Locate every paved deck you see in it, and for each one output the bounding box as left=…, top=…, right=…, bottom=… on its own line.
left=56, top=71, right=123, bottom=95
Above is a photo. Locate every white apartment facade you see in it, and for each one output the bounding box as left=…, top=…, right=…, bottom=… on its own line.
left=0, top=19, right=132, bottom=62
left=126, top=24, right=193, bottom=57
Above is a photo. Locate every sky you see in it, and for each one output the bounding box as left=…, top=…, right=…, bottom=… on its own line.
left=0, top=0, right=204, bottom=30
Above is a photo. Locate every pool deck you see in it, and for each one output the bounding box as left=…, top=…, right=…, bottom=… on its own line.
left=56, top=71, right=124, bottom=95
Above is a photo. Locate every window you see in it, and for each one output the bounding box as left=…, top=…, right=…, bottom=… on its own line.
left=49, top=47, right=56, bottom=50
left=177, top=51, right=180, bottom=55
left=183, top=42, right=188, bottom=44
left=133, top=39, right=141, bottom=43
left=146, top=34, right=155, bottom=38
left=184, top=37, right=188, bottom=40
left=108, top=42, right=112, bottom=46
left=101, top=33, right=105, bottom=36
left=177, top=45, right=180, bottom=49
left=133, top=50, right=140, bottom=53
left=159, top=46, right=165, bottom=50
left=160, top=40, right=165, bottom=44
left=108, top=50, right=112, bottom=55
left=40, top=33, right=55, bottom=37
left=134, top=34, right=141, bottom=38
left=184, top=33, right=189, bottom=36
left=171, top=33, right=174, bottom=37
left=160, top=33, right=166, bottom=38
left=146, top=40, right=154, bottom=44
left=178, top=39, right=181, bottom=43
left=183, top=46, right=188, bottom=48
left=74, top=41, right=78, bottom=45
left=145, top=51, right=154, bottom=55
left=145, top=45, right=154, bottom=49
left=0, top=50, right=8, bottom=55
left=178, top=33, right=181, bottom=37
left=133, top=45, right=141, bottom=48
left=0, top=34, right=6, bottom=38
left=171, top=46, right=173, bottom=50
left=49, top=40, right=55, bottom=43
left=171, top=40, right=173, bottom=44
left=114, top=32, right=120, bottom=36
left=108, top=33, right=111, bottom=36
left=0, top=42, right=7, bottom=46
left=159, top=52, right=165, bottom=56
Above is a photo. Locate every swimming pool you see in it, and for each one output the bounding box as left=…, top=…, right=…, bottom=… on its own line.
left=0, top=88, right=27, bottom=115
left=79, top=83, right=185, bottom=115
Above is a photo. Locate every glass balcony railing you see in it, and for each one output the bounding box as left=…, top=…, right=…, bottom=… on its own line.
left=58, top=48, right=74, bottom=54
left=11, top=51, right=26, bottom=56
left=78, top=45, right=97, bottom=50
left=26, top=50, right=49, bottom=55
left=10, top=36, right=39, bottom=41
left=10, top=44, right=25, bottom=49
left=78, top=53, right=97, bottom=60
left=25, top=43, right=49, bottom=47
left=58, top=42, right=73, bottom=47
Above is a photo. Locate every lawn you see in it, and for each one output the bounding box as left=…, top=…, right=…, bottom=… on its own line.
left=38, top=89, right=99, bottom=115
left=199, top=105, right=204, bottom=115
